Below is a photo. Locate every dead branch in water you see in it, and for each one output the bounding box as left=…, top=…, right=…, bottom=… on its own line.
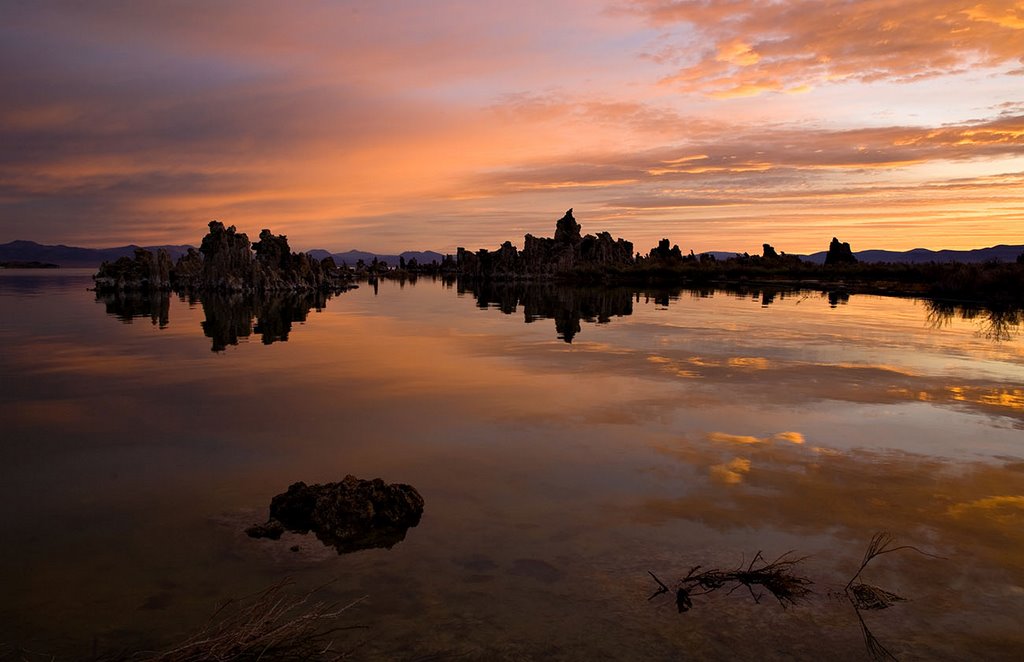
left=649, top=550, right=813, bottom=612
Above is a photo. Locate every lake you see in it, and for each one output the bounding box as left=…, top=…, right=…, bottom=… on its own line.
left=1, top=269, right=1022, bottom=660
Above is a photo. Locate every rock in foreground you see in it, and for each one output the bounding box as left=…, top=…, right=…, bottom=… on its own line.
left=247, top=475, right=424, bottom=554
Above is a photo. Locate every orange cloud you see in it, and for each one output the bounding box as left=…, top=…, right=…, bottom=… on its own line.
left=710, top=457, right=752, bottom=484
left=632, top=0, right=1024, bottom=96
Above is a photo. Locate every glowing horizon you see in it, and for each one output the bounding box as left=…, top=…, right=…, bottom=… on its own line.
left=1, top=1, right=1023, bottom=255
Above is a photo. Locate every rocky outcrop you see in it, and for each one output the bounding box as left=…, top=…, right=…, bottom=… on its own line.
left=247, top=475, right=425, bottom=554
left=458, top=209, right=633, bottom=278
left=95, top=220, right=353, bottom=292
left=196, top=220, right=255, bottom=291
left=648, top=238, right=684, bottom=263
left=825, top=237, right=857, bottom=265
left=553, top=208, right=582, bottom=243
left=171, top=247, right=203, bottom=289
left=93, top=247, right=173, bottom=291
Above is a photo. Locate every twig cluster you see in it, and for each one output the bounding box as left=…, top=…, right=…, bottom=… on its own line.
left=649, top=550, right=813, bottom=613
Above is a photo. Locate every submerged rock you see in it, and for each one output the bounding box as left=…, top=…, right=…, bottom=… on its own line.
left=245, top=520, right=285, bottom=540
left=247, top=475, right=425, bottom=554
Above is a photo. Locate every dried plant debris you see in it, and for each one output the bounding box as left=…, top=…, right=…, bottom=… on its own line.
left=136, top=579, right=366, bottom=662
left=649, top=550, right=813, bottom=612
left=847, top=583, right=907, bottom=611
left=844, top=532, right=943, bottom=611
left=650, top=533, right=944, bottom=661
left=842, top=532, right=944, bottom=661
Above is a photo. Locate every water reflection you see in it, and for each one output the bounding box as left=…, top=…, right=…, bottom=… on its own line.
left=96, top=290, right=171, bottom=328
left=642, top=431, right=1024, bottom=584
left=926, top=300, right=1023, bottom=341
left=201, top=291, right=334, bottom=351
left=459, top=280, right=1019, bottom=343
left=458, top=281, right=814, bottom=342
left=4, top=273, right=1024, bottom=659
left=96, top=289, right=346, bottom=351
left=458, top=280, right=634, bottom=342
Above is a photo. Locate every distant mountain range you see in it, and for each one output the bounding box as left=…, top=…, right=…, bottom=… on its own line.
left=705, top=244, right=1024, bottom=264
left=0, top=240, right=194, bottom=268
left=0, top=240, right=448, bottom=268
left=307, top=249, right=447, bottom=268
left=1, top=239, right=1019, bottom=268
left=799, top=244, right=1024, bottom=265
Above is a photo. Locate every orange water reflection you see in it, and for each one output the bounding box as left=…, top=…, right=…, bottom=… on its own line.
left=0, top=272, right=1022, bottom=659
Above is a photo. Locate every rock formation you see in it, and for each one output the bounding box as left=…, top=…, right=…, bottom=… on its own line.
left=247, top=475, right=425, bottom=554
left=458, top=209, right=633, bottom=278
left=94, top=220, right=353, bottom=293
left=648, top=238, right=684, bottom=263
left=824, top=237, right=857, bottom=265
left=553, top=208, right=582, bottom=243
left=195, top=220, right=255, bottom=291
left=93, top=247, right=174, bottom=291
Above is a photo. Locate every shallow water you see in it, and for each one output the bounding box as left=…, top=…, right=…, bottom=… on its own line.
left=1, top=269, right=1022, bottom=660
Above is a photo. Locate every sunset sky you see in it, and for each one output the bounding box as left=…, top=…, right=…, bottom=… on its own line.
left=2, top=0, right=1023, bottom=254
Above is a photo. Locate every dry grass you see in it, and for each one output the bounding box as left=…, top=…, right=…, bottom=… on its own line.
left=132, top=580, right=366, bottom=662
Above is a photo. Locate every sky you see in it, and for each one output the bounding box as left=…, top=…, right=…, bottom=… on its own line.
left=1, top=0, right=1023, bottom=254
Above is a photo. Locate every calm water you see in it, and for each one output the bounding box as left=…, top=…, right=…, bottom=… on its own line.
left=1, top=269, right=1022, bottom=660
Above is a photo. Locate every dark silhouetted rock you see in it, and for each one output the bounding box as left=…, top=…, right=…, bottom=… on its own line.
left=554, top=208, right=582, bottom=244
left=197, top=220, right=255, bottom=291
left=459, top=209, right=633, bottom=278
left=96, top=220, right=354, bottom=293
left=825, top=237, right=857, bottom=265
left=171, top=247, right=204, bottom=289
left=648, top=238, right=684, bottom=263
left=248, top=476, right=424, bottom=554
left=253, top=228, right=292, bottom=273
left=93, top=248, right=173, bottom=291
left=762, top=243, right=779, bottom=260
